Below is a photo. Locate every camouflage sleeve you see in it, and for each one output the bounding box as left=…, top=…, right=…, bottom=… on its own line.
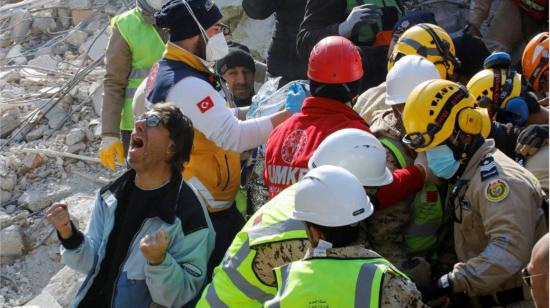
left=252, top=239, right=310, bottom=286
left=381, top=273, right=428, bottom=308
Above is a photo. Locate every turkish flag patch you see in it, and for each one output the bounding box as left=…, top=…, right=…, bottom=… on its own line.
left=197, top=96, right=214, bottom=113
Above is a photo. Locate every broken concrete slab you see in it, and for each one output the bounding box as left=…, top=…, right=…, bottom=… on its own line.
left=31, top=15, right=57, bottom=35
left=65, top=128, right=85, bottom=145
left=9, top=9, right=32, bottom=44
left=71, top=9, right=94, bottom=26
left=25, top=125, right=45, bottom=141
left=89, top=82, right=103, bottom=115
left=22, top=152, right=45, bottom=171
left=0, top=173, right=17, bottom=191
left=22, top=289, right=62, bottom=308
left=28, top=54, right=58, bottom=70
left=17, top=190, right=48, bottom=212
left=66, top=142, right=86, bottom=153
left=0, top=190, right=12, bottom=204
left=0, top=109, right=21, bottom=138
left=0, top=33, right=12, bottom=48
left=6, top=44, right=27, bottom=65
left=65, top=30, right=88, bottom=47
left=38, top=101, right=68, bottom=129
left=68, top=0, right=92, bottom=10
left=44, top=266, right=85, bottom=307
left=0, top=225, right=24, bottom=259
left=0, top=70, right=21, bottom=83
left=79, top=29, right=109, bottom=61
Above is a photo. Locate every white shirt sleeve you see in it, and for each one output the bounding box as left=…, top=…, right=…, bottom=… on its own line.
left=166, top=76, right=273, bottom=153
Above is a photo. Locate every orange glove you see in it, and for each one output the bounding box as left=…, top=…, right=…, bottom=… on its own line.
left=99, top=136, right=123, bottom=170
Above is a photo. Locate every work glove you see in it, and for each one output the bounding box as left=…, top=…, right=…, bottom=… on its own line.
left=140, top=229, right=170, bottom=265
left=338, top=4, right=382, bottom=38
left=419, top=274, right=453, bottom=303
left=99, top=136, right=124, bottom=170
left=515, top=124, right=549, bottom=159
left=285, top=83, right=306, bottom=114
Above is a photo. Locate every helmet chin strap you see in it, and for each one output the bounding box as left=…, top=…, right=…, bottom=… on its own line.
left=446, top=129, right=485, bottom=179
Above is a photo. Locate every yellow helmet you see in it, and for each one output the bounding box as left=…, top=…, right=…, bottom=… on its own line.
left=466, top=68, right=522, bottom=118
left=402, top=79, right=491, bottom=152
left=388, top=23, right=460, bottom=79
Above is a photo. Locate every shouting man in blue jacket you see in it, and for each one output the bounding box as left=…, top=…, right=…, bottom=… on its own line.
left=46, top=102, right=215, bottom=308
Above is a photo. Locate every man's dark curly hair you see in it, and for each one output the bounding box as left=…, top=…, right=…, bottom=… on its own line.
left=151, top=102, right=194, bottom=174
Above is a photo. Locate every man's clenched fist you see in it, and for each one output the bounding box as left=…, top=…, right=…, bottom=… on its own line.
left=140, top=229, right=170, bottom=265
left=46, top=203, right=73, bottom=239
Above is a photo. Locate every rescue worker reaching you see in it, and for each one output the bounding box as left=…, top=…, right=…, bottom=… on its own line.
left=264, top=36, right=427, bottom=210
left=146, top=0, right=303, bottom=279
left=402, top=79, right=547, bottom=306
left=198, top=128, right=424, bottom=307
left=368, top=55, right=444, bottom=275
left=99, top=0, right=169, bottom=170
left=264, top=165, right=426, bottom=307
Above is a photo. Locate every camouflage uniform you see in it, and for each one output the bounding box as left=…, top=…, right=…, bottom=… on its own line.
left=304, top=245, right=428, bottom=307
left=367, top=109, right=413, bottom=264
left=253, top=240, right=310, bottom=286
left=369, top=110, right=457, bottom=284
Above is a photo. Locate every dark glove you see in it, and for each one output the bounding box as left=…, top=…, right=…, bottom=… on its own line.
left=515, top=124, right=549, bottom=158
left=419, top=274, right=453, bottom=303
left=338, top=4, right=382, bottom=37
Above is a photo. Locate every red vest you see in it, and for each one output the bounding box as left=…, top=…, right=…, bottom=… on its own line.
left=264, top=97, right=371, bottom=198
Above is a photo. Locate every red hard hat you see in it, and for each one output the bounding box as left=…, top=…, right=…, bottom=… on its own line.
left=307, top=36, right=364, bottom=84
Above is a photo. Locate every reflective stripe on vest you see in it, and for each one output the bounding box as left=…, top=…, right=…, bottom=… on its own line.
left=380, top=137, right=444, bottom=256
left=201, top=187, right=308, bottom=307
left=111, top=8, right=164, bottom=130
left=267, top=258, right=407, bottom=308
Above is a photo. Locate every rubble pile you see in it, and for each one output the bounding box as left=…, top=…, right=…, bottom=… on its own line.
left=0, top=0, right=126, bottom=306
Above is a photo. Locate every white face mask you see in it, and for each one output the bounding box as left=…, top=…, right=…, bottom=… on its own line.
left=205, top=31, right=229, bottom=62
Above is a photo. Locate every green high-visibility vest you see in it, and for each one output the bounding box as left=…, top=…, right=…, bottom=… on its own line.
left=380, top=137, right=444, bottom=256
left=197, top=185, right=308, bottom=308
left=265, top=257, right=409, bottom=308
left=346, top=0, right=403, bottom=45
left=110, top=8, right=165, bottom=131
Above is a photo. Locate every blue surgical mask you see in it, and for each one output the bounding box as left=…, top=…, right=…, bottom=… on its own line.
left=426, top=145, right=460, bottom=179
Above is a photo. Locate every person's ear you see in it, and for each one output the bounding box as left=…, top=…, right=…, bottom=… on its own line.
left=167, top=143, right=176, bottom=154
left=306, top=223, right=324, bottom=247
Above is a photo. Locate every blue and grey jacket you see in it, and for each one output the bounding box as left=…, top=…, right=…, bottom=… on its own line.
left=60, top=170, right=215, bottom=307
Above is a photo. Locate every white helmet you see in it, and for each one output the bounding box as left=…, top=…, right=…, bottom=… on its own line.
left=386, top=55, right=441, bottom=106
left=308, top=128, right=393, bottom=187
left=292, top=165, right=374, bottom=227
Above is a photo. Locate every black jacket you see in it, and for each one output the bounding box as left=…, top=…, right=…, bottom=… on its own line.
left=243, top=0, right=309, bottom=87
left=296, top=0, right=401, bottom=90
